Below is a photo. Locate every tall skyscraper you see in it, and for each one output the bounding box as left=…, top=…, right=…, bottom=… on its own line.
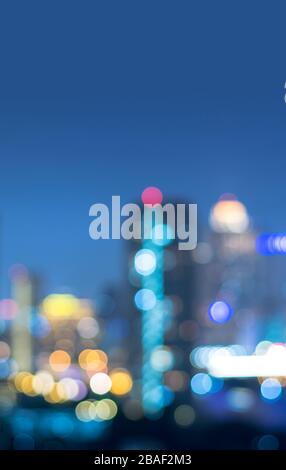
left=10, top=267, right=34, bottom=372
left=194, top=194, right=259, bottom=350
left=124, top=191, right=198, bottom=416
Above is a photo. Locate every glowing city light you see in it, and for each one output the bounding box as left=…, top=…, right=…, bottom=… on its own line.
left=209, top=196, right=249, bottom=234
left=44, top=383, right=68, bottom=404
left=14, top=372, right=32, bottom=392
left=75, top=398, right=117, bottom=422
left=110, top=369, right=133, bottom=396
left=141, top=186, right=163, bottom=206
left=58, top=378, right=79, bottom=400
left=256, top=233, right=286, bottom=255
left=140, top=207, right=166, bottom=416
left=190, top=345, right=246, bottom=369
left=150, top=346, right=174, bottom=372
left=32, top=371, right=54, bottom=395
left=260, top=378, right=282, bottom=401
left=208, top=346, right=286, bottom=378
left=20, top=374, right=37, bottom=396
left=134, top=249, right=157, bottom=276
left=49, top=350, right=71, bottom=372
left=90, top=372, right=112, bottom=395
left=75, top=400, right=95, bottom=422
left=134, top=288, right=157, bottom=311
left=95, top=399, right=118, bottom=420
left=42, top=294, right=80, bottom=320
left=208, top=301, right=233, bottom=324
left=78, top=349, right=108, bottom=372
left=255, top=340, right=272, bottom=355
left=190, top=373, right=212, bottom=395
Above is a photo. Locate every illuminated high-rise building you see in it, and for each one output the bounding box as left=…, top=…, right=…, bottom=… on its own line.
left=194, top=194, right=259, bottom=350
left=40, top=293, right=100, bottom=361
left=10, top=266, right=34, bottom=371
left=124, top=189, right=198, bottom=416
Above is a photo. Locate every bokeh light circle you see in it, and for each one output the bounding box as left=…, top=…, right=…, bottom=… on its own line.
left=141, top=187, right=163, bottom=206
left=260, top=378, right=282, bottom=401
left=110, top=369, right=133, bottom=396
left=90, top=372, right=112, bottom=395
left=134, top=289, right=156, bottom=311
left=208, top=301, right=233, bottom=324
left=174, top=405, right=195, bottom=427
left=134, top=249, right=157, bottom=276
left=150, top=347, right=174, bottom=372
left=49, top=350, right=71, bottom=372
left=190, top=373, right=212, bottom=395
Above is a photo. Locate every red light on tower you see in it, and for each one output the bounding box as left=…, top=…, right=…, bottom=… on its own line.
left=141, top=186, right=163, bottom=206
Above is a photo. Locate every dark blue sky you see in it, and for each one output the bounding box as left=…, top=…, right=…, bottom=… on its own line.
left=0, top=1, right=286, bottom=298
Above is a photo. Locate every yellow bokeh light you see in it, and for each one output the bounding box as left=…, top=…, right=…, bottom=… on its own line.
left=14, top=372, right=37, bottom=396
left=44, top=383, right=67, bottom=404
left=22, top=375, right=37, bottom=396
left=209, top=198, right=249, bottom=234
left=78, top=349, right=108, bottom=372
left=95, top=399, right=118, bottom=420
left=14, top=372, right=29, bottom=391
left=32, top=371, right=54, bottom=395
left=110, top=369, right=133, bottom=396
left=58, top=378, right=79, bottom=400
left=49, top=350, right=71, bottom=372
left=75, top=399, right=117, bottom=422
left=42, top=294, right=80, bottom=320
left=75, top=400, right=96, bottom=422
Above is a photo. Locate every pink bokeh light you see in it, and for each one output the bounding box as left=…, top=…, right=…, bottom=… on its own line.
left=141, top=186, right=163, bottom=206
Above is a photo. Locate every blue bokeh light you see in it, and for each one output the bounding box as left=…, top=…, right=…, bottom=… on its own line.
left=256, top=233, right=286, bottom=255
left=190, top=373, right=212, bottom=395
left=208, top=301, right=233, bottom=324
left=134, top=289, right=157, bottom=311
left=260, top=378, right=282, bottom=401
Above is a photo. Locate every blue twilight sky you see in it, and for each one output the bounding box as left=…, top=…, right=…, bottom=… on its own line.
left=0, top=0, right=286, bottom=298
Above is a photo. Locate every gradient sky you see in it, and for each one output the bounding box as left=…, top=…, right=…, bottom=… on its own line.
left=0, top=1, right=286, bottom=298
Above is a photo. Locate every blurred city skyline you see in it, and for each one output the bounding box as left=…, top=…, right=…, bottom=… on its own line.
left=1, top=1, right=286, bottom=298
left=1, top=1, right=286, bottom=452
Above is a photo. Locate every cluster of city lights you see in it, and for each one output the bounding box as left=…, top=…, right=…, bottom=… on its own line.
left=256, top=233, right=286, bottom=255
left=2, top=186, right=286, bottom=451
left=190, top=342, right=286, bottom=403
left=133, top=189, right=177, bottom=416
left=12, top=350, right=133, bottom=408
left=0, top=283, right=137, bottom=426
left=75, top=399, right=118, bottom=422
